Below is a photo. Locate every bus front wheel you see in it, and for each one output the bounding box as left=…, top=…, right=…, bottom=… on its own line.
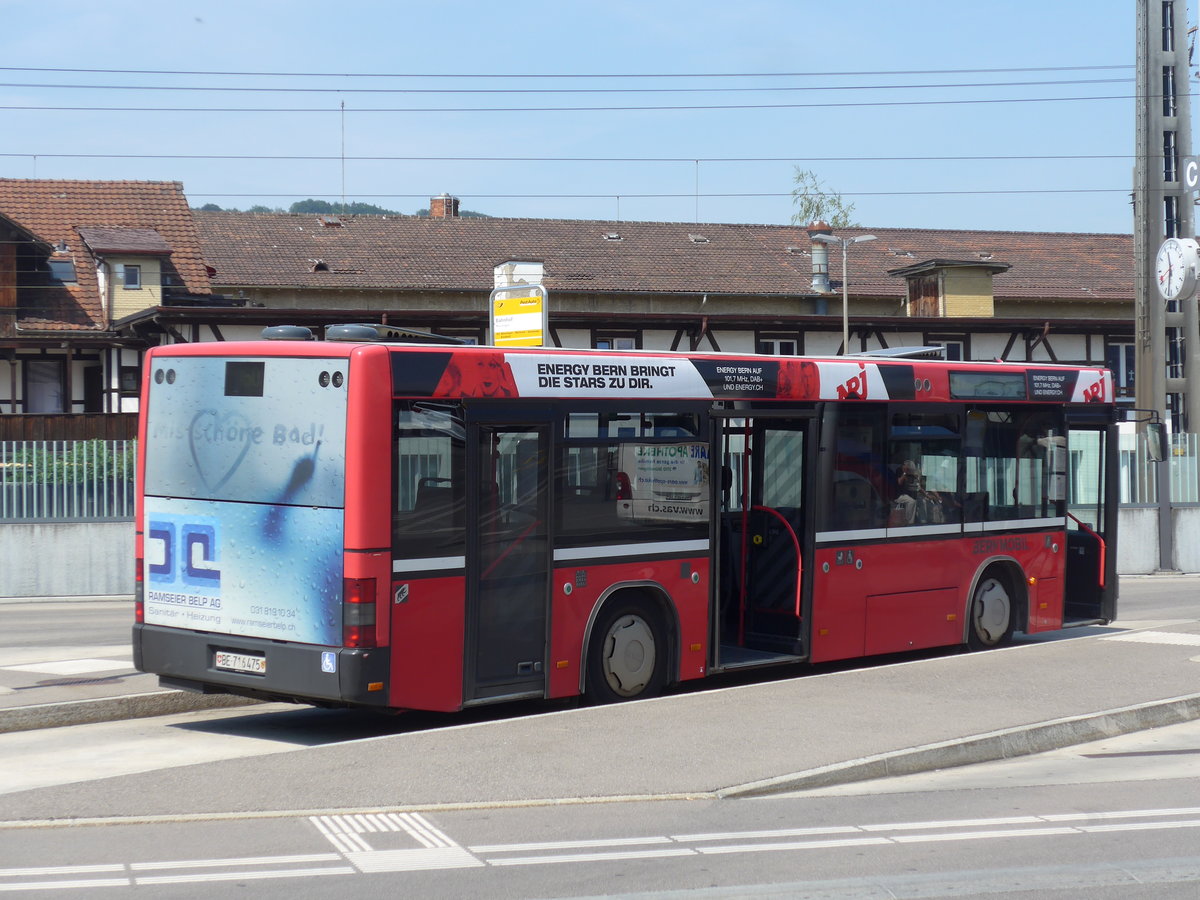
left=967, top=574, right=1015, bottom=650
left=586, top=599, right=667, bottom=704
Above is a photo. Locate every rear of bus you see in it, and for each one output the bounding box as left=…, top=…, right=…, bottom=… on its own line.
left=132, top=342, right=393, bottom=706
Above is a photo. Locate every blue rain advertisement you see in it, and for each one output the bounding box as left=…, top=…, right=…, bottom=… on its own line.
left=142, top=357, right=349, bottom=645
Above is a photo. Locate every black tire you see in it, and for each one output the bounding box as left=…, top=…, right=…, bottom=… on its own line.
left=967, top=572, right=1015, bottom=650
left=585, top=598, right=668, bottom=704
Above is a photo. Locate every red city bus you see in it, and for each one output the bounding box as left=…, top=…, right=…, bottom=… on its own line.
left=133, top=325, right=1119, bottom=711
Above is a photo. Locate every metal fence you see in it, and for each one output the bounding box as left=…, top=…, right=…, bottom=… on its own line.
left=0, top=440, right=136, bottom=522
left=0, top=432, right=1198, bottom=523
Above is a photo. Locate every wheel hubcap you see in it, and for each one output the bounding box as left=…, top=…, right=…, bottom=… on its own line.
left=974, top=578, right=1011, bottom=644
left=602, top=614, right=656, bottom=697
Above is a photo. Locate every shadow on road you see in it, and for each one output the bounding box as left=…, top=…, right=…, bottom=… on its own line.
left=169, top=624, right=1124, bottom=746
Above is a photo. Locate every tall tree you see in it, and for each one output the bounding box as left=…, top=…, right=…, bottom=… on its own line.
left=790, top=168, right=858, bottom=228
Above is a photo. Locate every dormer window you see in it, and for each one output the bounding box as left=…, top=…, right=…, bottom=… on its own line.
left=122, top=264, right=141, bottom=289
left=311, top=260, right=330, bottom=273
left=47, top=259, right=77, bottom=283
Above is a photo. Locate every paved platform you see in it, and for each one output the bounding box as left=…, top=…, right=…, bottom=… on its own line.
left=0, top=588, right=1198, bottom=820
left=0, top=598, right=257, bottom=733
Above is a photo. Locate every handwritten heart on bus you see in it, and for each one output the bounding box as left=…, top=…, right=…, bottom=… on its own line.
left=188, top=409, right=256, bottom=492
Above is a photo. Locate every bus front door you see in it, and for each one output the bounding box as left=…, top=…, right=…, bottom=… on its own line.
left=718, top=416, right=810, bottom=660
left=465, top=421, right=551, bottom=704
left=1064, top=414, right=1119, bottom=623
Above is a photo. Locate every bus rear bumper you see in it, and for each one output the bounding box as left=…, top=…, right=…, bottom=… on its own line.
left=132, top=623, right=391, bottom=708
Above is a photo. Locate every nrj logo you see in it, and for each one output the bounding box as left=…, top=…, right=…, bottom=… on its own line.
left=836, top=362, right=871, bottom=400
left=148, top=516, right=221, bottom=588
left=1081, top=378, right=1107, bottom=403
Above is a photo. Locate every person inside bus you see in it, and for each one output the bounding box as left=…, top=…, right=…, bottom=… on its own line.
left=890, top=458, right=944, bottom=526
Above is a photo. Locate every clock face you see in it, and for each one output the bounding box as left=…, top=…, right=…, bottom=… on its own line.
left=1156, top=238, right=1200, bottom=301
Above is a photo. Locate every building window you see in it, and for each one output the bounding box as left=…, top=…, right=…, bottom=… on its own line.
left=926, top=336, right=967, bottom=361
left=119, top=366, right=141, bottom=394
left=123, top=265, right=141, bottom=289
left=47, top=259, right=77, bottom=283
left=1106, top=341, right=1135, bottom=396
left=593, top=332, right=640, bottom=350
left=756, top=334, right=801, bottom=356
left=436, top=329, right=484, bottom=345
left=23, top=359, right=66, bottom=413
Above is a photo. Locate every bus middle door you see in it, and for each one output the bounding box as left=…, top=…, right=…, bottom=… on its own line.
left=464, top=415, right=552, bottom=705
left=718, top=414, right=810, bottom=658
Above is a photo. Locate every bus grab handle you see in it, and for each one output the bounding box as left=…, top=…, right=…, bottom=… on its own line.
left=751, top=505, right=803, bottom=618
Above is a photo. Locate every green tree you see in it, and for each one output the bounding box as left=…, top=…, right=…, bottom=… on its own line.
left=289, top=199, right=337, bottom=214
left=289, top=199, right=404, bottom=216
left=790, top=168, right=858, bottom=229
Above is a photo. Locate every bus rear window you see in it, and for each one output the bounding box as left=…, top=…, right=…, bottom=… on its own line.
left=224, top=361, right=265, bottom=397
left=144, top=356, right=348, bottom=506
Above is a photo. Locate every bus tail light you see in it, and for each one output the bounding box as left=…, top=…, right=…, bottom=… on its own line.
left=343, top=577, right=377, bottom=648
left=134, top=557, right=144, bottom=623
left=615, top=472, right=632, bottom=501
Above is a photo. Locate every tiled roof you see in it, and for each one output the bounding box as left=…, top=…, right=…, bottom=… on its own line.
left=195, top=211, right=1133, bottom=303
left=78, top=226, right=172, bottom=255
left=0, top=179, right=211, bottom=332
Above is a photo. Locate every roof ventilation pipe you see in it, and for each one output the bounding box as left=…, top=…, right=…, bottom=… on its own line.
left=806, top=220, right=833, bottom=314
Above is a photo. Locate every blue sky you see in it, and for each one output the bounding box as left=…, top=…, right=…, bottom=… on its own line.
left=0, top=0, right=1158, bottom=233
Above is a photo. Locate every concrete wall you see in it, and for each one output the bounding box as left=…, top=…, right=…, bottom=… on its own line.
left=0, top=522, right=132, bottom=598
left=1117, top=507, right=1163, bottom=575
left=2, top=507, right=1196, bottom=599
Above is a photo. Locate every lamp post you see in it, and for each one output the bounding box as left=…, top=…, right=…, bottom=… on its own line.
left=812, top=233, right=876, bottom=354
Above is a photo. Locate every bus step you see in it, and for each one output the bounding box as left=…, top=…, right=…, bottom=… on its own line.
left=715, top=644, right=804, bottom=672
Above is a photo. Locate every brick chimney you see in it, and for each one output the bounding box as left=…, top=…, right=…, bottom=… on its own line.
left=430, top=193, right=460, bottom=218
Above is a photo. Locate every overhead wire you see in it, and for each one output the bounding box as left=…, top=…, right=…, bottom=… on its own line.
left=0, top=64, right=1135, bottom=78
left=0, top=77, right=1133, bottom=95
left=0, top=152, right=1142, bottom=162
left=0, top=61, right=1142, bottom=230
left=0, top=93, right=1144, bottom=113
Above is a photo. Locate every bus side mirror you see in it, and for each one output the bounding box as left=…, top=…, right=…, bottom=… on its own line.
left=1146, top=423, right=1167, bottom=463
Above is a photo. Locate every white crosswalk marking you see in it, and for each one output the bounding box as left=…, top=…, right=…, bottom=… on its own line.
left=309, top=811, right=483, bottom=872
left=4, top=804, right=1200, bottom=889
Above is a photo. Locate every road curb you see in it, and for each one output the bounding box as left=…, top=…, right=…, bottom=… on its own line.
left=718, top=692, right=1200, bottom=798
left=0, top=692, right=261, bottom=734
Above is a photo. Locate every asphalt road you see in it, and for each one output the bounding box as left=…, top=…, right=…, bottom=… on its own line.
left=1, top=720, right=1198, bottom=897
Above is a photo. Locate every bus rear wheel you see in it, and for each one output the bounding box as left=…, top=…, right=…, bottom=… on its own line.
left=967, top=573, right=1015, bottom=650
left=586, top=599, right=667, bottom=704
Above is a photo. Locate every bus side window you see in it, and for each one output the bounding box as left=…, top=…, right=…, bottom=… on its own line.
left=824, top=406, right=887, bottom=531
left=887, top=411, right=961, bottom=527
left=963, top=408, right=1064, bottom=523
left=394, top=404, right=466, bottom=552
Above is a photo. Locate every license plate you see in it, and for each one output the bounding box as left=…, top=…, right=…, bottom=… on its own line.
left=214, top=650, right=266, bottom=675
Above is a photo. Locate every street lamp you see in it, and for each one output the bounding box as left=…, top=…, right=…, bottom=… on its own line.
left=812, top=232, right=876, bottom=354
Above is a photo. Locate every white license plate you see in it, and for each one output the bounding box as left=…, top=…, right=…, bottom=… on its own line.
left=214, top=651, right=267, bottom=675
